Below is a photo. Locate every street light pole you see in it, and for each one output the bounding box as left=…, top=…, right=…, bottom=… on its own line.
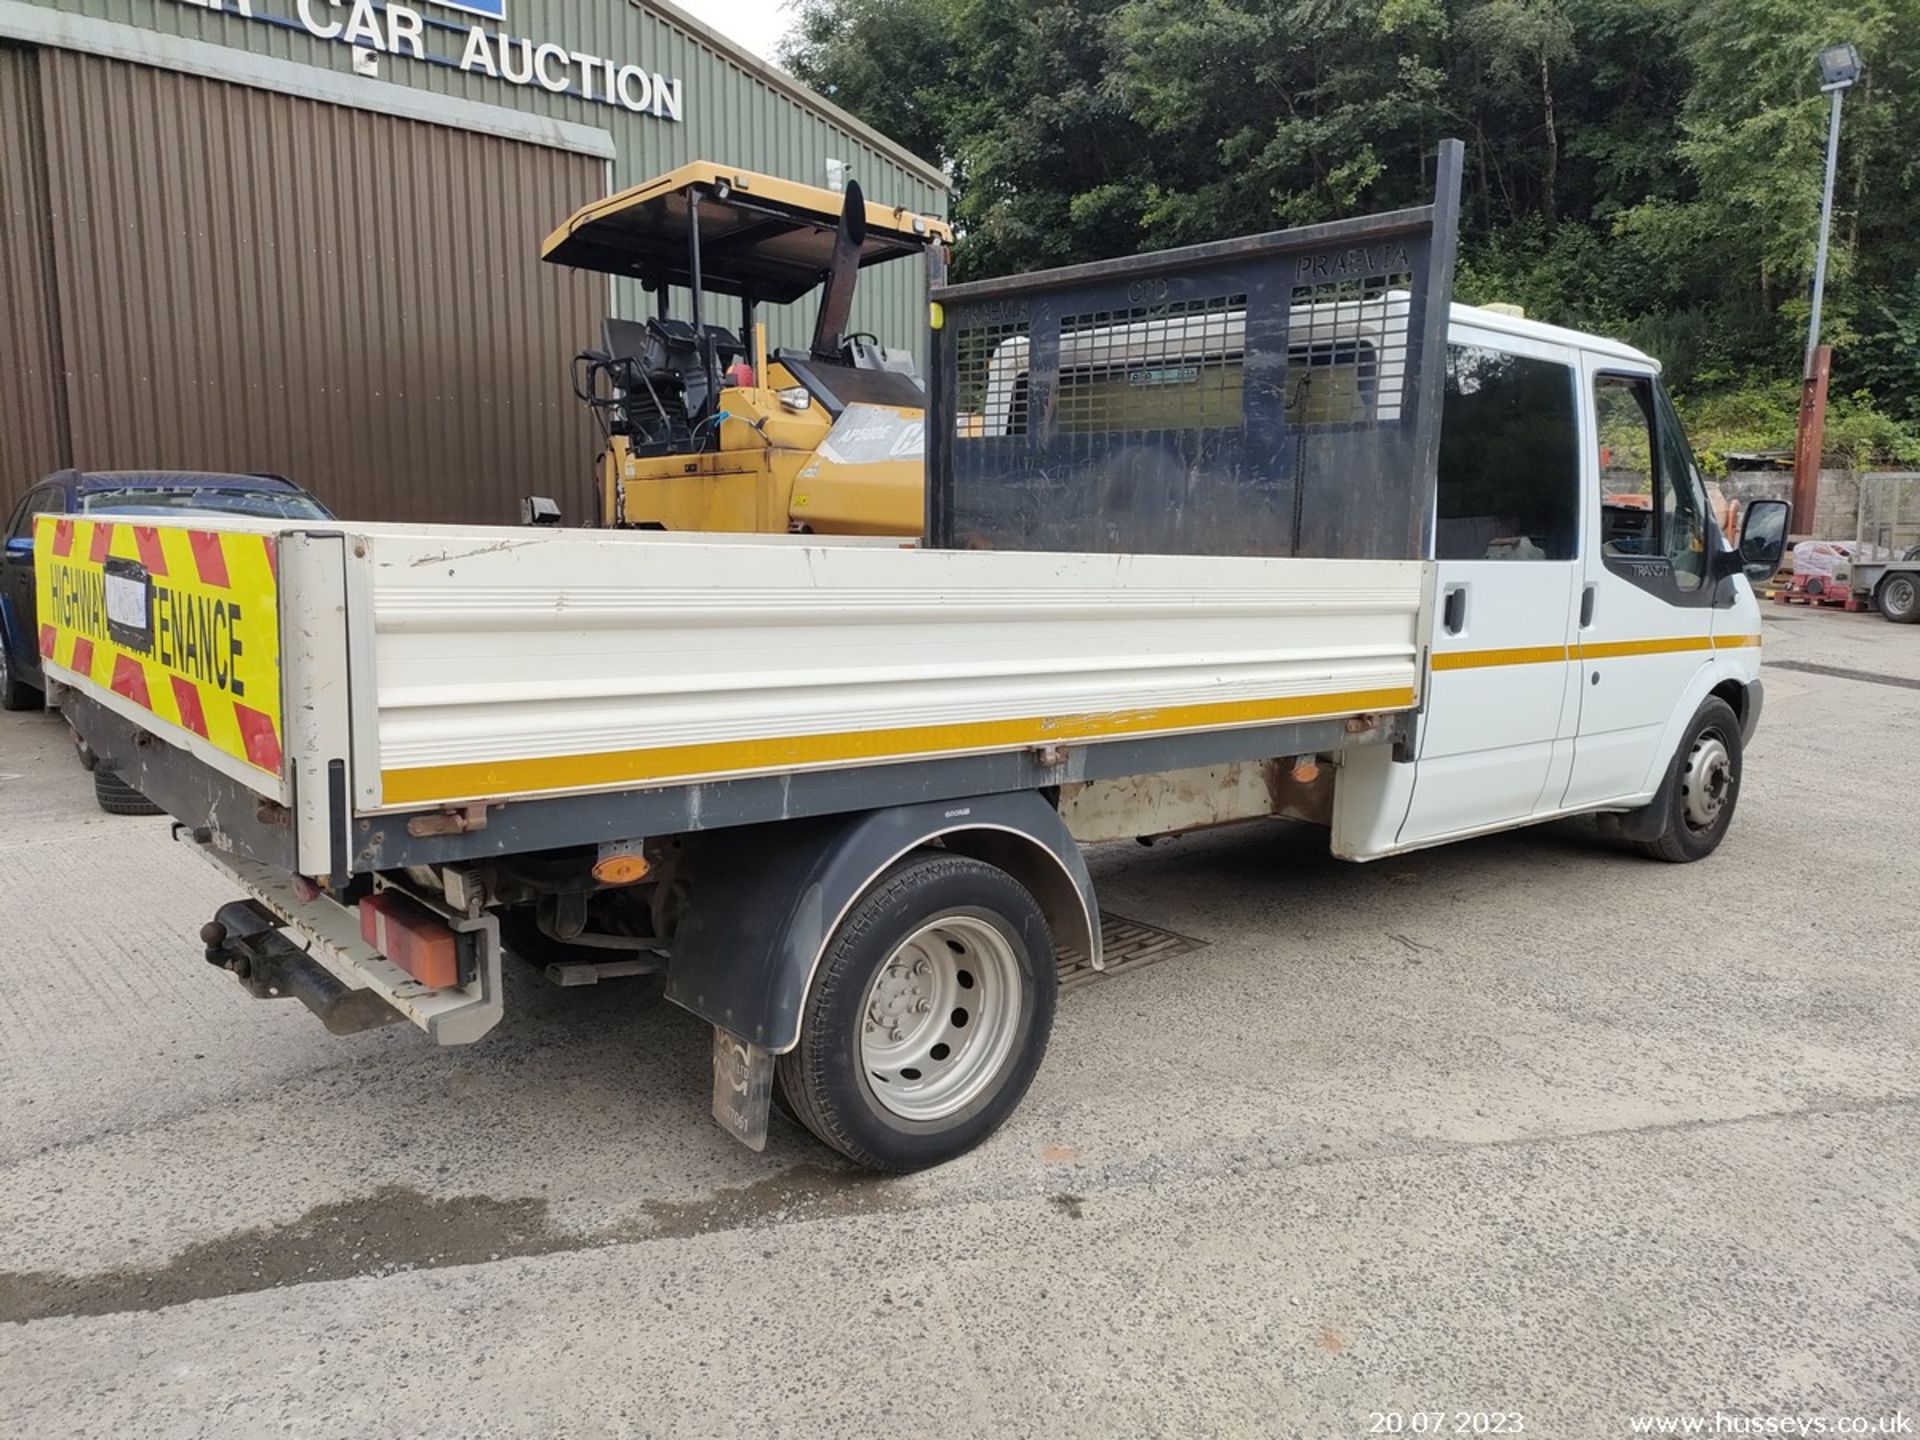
left=1792, top=42, right=1861, bottom=536
left=1803, top=81, right=1848, bottom=377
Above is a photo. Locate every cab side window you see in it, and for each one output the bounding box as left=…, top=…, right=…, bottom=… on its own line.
left=1594, top=374, right=1708, bottom=591
left=1435, top=345, right=1579, bottom=561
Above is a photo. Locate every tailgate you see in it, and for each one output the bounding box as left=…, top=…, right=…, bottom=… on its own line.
left=34, top=515, right=289, bottom=802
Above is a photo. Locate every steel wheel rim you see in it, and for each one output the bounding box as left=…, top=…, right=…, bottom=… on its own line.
left=860, top=913, right=1023, bottom=1122
left=1887, top=577, right=1917, bottom=617
left=1681, top=730, right=1733, bottom=831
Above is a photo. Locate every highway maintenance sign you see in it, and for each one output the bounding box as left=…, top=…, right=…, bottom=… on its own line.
left=35, top=516, right=283, bottom=781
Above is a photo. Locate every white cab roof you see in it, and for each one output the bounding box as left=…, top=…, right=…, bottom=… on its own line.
left=1450, top=301, right=1658, bottom=370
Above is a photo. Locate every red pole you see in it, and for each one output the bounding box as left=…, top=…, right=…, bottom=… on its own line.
left=1792, top=344, right=1832, bottom=536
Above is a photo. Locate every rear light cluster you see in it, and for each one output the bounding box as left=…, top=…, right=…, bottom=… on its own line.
left=359, top=892, right=460, bottom=989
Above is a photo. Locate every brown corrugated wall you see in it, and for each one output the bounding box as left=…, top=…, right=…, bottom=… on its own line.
left=0, top=45, right=72, bottom=501
left=22, top=50, right=608, bottom=525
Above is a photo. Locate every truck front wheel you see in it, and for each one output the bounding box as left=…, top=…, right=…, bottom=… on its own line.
left=1637, top=697, right=1743, bottom=864
left=778, top=853, right=1058, bottom=1173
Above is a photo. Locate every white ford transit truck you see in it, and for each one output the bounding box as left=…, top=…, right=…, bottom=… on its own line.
left=33, top=142, right=1789, bottom=1171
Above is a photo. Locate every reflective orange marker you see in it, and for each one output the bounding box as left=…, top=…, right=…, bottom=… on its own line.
left=592, top=849, right=651, bottom=886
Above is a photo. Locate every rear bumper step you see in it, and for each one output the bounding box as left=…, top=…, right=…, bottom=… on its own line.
left=179, top=828, right=505, bottom=1046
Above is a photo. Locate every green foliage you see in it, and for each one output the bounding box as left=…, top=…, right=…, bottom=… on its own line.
left=782, top=0, right=1920, bottom=462
left=1675, top=383, right=1920, bottom=473
left=1851, top=275, right=1920, bottom=422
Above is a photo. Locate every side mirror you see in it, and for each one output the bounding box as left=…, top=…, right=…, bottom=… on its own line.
left=1734, top=498, right=1791, bottom=581
left=3, top=535, right=34, bottom=566
left=521, top=496, right=563, bottom=527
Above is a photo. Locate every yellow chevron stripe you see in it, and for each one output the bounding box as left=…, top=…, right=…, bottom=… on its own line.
left=380, top=684, right=1420, bottom=807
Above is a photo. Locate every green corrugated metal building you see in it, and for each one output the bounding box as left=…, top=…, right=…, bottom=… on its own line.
left=0, top=0, right=949, bottom=523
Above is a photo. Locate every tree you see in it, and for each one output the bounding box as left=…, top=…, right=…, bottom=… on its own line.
left=783, top=0, right=1920, bottom=455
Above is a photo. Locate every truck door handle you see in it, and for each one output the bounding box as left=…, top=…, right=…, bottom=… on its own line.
left=1580, top=583, right=1596, bottom=628
left=1443, top=586, right=1466, bottom=635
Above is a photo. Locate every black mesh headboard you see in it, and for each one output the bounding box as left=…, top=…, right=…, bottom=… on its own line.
left=925, top=140, right=1464, bottom=561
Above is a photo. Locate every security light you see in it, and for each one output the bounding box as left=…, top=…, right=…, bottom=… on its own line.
left=1818, top=43, right=1861, bottom=89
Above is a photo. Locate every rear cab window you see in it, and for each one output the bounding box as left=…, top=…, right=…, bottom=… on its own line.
left=1435, top=343, right=1581, bottom=561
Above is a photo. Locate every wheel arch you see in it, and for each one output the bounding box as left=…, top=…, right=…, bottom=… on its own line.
left=1635, top=659, right=1753, bottom=799
left=1707, top=675, right=1749, bottom=730
left=667, top=791, right=1098, bottom=1054
left=938, top=825, right=1097, bottom=976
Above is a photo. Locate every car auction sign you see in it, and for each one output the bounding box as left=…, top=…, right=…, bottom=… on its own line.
left=171, top=0, right=684, bottom=119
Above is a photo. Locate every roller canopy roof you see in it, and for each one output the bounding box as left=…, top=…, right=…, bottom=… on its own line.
left=541, top=162, right=951, bottom=305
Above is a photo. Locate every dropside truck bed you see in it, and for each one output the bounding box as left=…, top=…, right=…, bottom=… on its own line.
left=45, top=518, right=1423, bottom=1130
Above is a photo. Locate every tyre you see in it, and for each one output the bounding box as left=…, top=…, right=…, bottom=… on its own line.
left=94, top=768, right=165, bottom=817
left=0, top=637, right=41, bottom=712
left=1877, top=572, right=1920, bottom=625
left=1637, top=697, right=1743, bottom=863
left=777, top=853, right=1058, bottom=1173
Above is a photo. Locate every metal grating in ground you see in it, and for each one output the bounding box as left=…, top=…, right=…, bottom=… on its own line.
left=1057, top=911, right=1208, bottom=991
left=1766, top=660, right=1920, bottom=692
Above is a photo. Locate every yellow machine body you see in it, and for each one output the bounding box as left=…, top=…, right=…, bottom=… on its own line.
left=545, top=162, right=949, bottom=539
left=595, top=366, right=925, bottom=538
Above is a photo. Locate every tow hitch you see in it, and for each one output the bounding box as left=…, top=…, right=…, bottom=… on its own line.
left=201, top=900, right=406, bottom=1036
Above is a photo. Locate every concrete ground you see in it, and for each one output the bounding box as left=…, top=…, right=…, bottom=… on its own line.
left=2, top=607, right=1917, bottom=1439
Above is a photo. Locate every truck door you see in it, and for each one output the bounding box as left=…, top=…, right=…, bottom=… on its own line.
left=1561, top=365, right=1718, bottom=808
left=1399, top=338, right=1583, bottom=845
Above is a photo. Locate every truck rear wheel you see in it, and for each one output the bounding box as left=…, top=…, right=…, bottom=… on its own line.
left=1637, top=697, right=1743, bottom=864
left=777, top=853, right=1057, bottom=1173
left=1877, top=573, right=1920, bottom=624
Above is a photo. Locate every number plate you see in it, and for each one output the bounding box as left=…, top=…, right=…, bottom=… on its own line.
left=102, top=559, right=154, bottom=650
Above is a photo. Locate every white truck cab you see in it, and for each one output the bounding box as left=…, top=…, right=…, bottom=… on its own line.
left=1351, top=306, right=1770, bottom=861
